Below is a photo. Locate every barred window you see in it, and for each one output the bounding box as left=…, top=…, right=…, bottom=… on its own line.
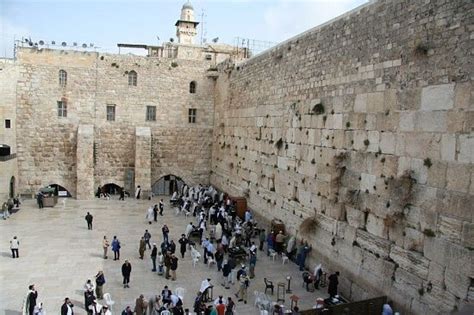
left=57, top=100, right=67, bottom=117
left=128, top=70, right=137, bottom=86
left=106, top=105, right=116, bottom=121
left=189, top=81, right=196, bottom=94
left=59, top=70, right=67, bottom=87
left=188, top=108, right=196, bottom=123
left=146, top=106, right=156, bottom=121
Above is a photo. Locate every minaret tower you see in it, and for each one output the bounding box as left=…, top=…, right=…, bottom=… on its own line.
left=175, top=1, right=199, bottom=45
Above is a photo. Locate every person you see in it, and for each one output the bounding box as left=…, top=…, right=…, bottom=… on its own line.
left=33, top=302, right=45, bottom=315
left=148, top=295, right=161, bottom=315
left=96, top=186, right=102, bottom=198
left=151, top=243, right=158, bottom=272
left=95, top=271, right=106, bottom=299
left=215, top=222, right=223, bottom=242
left=135, top=185, right=141, bottom=199
left=102, top=305, right=111, bottom=315
left=121, top=306, right=133, bottom=315
left=225, top=297, right=235, bottom=315
left=85, top=212, right=93, bottom=230
left=10, top=235, right=19, bottom=258
left=266, top=231, right=274, bottom=256
left=24, top=284, right=38, bottom=315
left=122, top=260, right=132, bottom=288
left=297, top=241, right=312, bottom=271
left=236, top=272, right=249, bottom=304
left=221, top=260, right=232, bottom=289
left=159, top=199, right=164, bottom=216
left=185, top=222, right=194, bottom=238
left=216, top=297, right=226, bottom=315
left=139, top=237, right=146, bottom=259
left=61, top=297, right=74, bottom=315
left=36, top=192, right=44, bottom=209
left=382, top=300, right=394, bottom=315
left=313, top=264, right=323, bottom=289
left=170, top=253, right=179, bottom=281
left=200, top=278, right=213, bottom=302
left=134, top=294, right=148, bottom=315
left=178, top=234, right=188, bottom=258
left=157, top=251, right=164, bottom=275
left=143, top=229, right=152, bottom=249
left=84, top=291, right=95, bottom=314
left=258, top=229, right=266, bottom=251
left=328, top=271, right=340, bottom=298
left=164, top=252, right=172, bottom=279
left=146, top=206, right=154, bottom=225
left=275, top=231, right=285, bottom=254
left=119, top=187, right=125, bottom=201
left=102, top=236, right=109, bottom=259
left=88, top=299, right=103, bottom=314
left=161, top=286, right=172, bottom=305
left=162, top=224, right=170, bottom=243
left=168, top=240, right=176, bottom=254
left=244, top=209, right=252, bottom=223
left=153, top=204, right=158, bottom=222
left=111, top=236, right=121, bottom=260
left=84, top=279, right=95, bottom=309
left=2, top=201, right=10, bottom=219
left=249, top=252, right=257, bottom=279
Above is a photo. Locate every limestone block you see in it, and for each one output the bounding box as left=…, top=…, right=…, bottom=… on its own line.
left=367, top=92, right=384, bottom=112
left=446, top=163, right=471, bottom=193
left=427, top=161, right=447, bottom=189
left=360, top=173, right=376, bottom=193
left=353, top=130, right=368, bottom=150
left=333, top=113, right=343, bottom=129
left=390, top=245, right=429, bottom=279
left=454, top=82, right=472, bottom=110
left=399, top=111, right=415, bottom=131
left=461, top=222, right=474, bottom=249
left=367, top=130, right=379, bottom=152
left=403, top=227, right=424, bottom=252
left=445, top=261, right=471, bottom=299
left=421, top=83, right=455, bottom=111
left=354, top=93, right=367, bottom=112
left=458, top=134, right=474, bottom=163
left=392, top=267, right=424, bottom=299
left=427, top=261, right=445, bottom=287
left=415, top=112, right=447, bottom=132
left=423, top=237, right=450, bottom=266
left=366, top=213, right=388, bottom=238
left=355, top=229, right=391, bottom=258
left=359, top=251, right=394, bottom=292
left=440, top=134, right=456, bottom=162
left=419, top=284, right=458, bottom=315
left=346, top=206, right=365, bottom=229
left=379, top=132, right=395, bottom=154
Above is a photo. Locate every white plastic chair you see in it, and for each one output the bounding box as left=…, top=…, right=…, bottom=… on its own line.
left=269, top=249, right=277, bottom=261
left=282, top=254, right=289, bottom=265
left=175, top=287, right=186, bottom=300
left=160, top=310, right=171, bottom=315
left=260, top=310, right=269, bottom=315
left=254, top=291, right=261, bottom=308
left=103, top=293, right=115, bottom=312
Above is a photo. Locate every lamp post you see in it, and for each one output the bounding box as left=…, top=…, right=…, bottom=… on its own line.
left=286, top=276, right=292, bottom=293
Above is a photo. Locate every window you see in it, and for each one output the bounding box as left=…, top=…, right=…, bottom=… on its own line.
left=59, top=70, right=67, bottom=87
left=189, top=81, right=197, bottom=94
left=205, top=54, right=212, bottom=60
left=146, top=106, right=156, bottom=121
left=57, top=100, right=67, bottom=117
left=106, top=105, right=116, bottom=121
left=188, top=108, right=197, bottom=123
left=5, top=119, right=11, bottom=128
left=128, top=70, right=137, bottom=86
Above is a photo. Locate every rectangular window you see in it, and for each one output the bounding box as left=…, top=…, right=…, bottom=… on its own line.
left=57, top=100, right=67, bottom=117
left=146, top=106, right=156, bottom=121
left=5, top=119, right=11, bottom=128
left=188, top=108, right=197, bottom=123
left=106, top=105, right=116, bottom=121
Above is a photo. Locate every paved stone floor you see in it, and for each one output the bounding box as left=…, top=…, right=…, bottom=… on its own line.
left=0, top=197, right=326, bottom=314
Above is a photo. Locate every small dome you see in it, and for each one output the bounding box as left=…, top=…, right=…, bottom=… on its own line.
left=182, top=1, right=194, bottom=10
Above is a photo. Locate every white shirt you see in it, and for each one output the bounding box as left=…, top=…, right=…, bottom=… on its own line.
left=10, top=238, right=19, bottom=249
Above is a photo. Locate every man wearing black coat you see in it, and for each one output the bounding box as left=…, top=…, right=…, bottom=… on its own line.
left=121, top=260, right=132, bottom=288
left=151, top=243, right=158, bottom=272
left=178, top=234, right=188, bottom=258
left=61, top=297, right=74, bottom=315
left=328, top=271, right=340, bottom=298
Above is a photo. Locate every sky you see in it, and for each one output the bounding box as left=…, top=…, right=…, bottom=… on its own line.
left=1, top=0, right=368, bottom=58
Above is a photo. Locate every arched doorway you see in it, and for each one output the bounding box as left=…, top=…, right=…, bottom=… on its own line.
left=9, top=176, right=15, bottom=198
left=101, top=183, right=122, bottom=195
left=47, top=184, right=71, bottom=197
left=152, top=175, right=185, bottom=196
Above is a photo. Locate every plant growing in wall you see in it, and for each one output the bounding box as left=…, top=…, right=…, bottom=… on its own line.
left=171, top=62, right=179, bottom=68
left=423, top=158, right=432, bottom=168
left=312, top=103, right=325, bottom=115
left=299, top=217, right=318, bottom=235
left=423, top=228, right=436, bottom=237
left=275, top=138, right=284, bottom=150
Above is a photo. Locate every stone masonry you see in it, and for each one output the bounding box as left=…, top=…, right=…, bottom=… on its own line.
left=210, top=0, right=473, bottom=314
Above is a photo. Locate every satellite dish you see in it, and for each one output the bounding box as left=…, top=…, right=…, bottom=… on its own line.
left=51, top=41, right=56, bottom=45
left=82, top=43, right=87, bottom=48
left=73, top=42, right=77, bottom=46
left=169, top=38, right=174, bottom=42
left=28, top=41, right=33, bottom=46
left=212, top=37, right=219, bottom=43
left=61, top=42, right=67, bottom=47
left=39, top=40, right=44, bottom=45
left=89, top=43, right=94, bottom=47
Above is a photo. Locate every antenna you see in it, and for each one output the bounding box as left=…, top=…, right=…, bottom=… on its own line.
left=61, top=42, right=67, bottom=47
left=39, top=40, right=44, bottom=45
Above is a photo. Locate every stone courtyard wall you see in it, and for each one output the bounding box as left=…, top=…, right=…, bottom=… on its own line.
left=14, top=48, right=215, bottom=197
left=210, top=0, right=473, bottom=314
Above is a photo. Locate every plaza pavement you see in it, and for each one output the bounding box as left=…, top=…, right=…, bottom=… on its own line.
left=0, top=197, right=327, bottom=314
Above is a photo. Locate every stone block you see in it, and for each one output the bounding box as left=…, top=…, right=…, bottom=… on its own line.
left=392, top=267, right=424, bottom=299
left=367, top=92, right=384, bottom=112
left=379, top=132, right=395, bottom=154
left=438, top=215, right=462, bottom=243
left=415, top=111, right=447, bottom=132
left=440, top=134, right=456, bottom=162
left=446, top=163, right=471, bottom=193
left=355, top=229, right=391, bottom=258
left=390, top=245, right=429, bottom=279
left=346, top=206, right=365, bottom=229
left=366, top=213, right=388, bottom=238
left=354, top=93, right=367, bottom=112
left=458, top=134, right=474, bottom=163
left=421, top=83, right=455, bottom=111
left=427, top=161, right=447, bottom=189
left=403, top=227, right=424, bottom=252
left=427, top=261, right=445, bottom=287
left=360, top=173, right=376, bottom=193
left=399, top=111, right=415, bottom=131
left=454, top=82, right=472, bottom=110
left=445, top=262, right=471, bottom=299
left=461, top=222, right=474, bottom=249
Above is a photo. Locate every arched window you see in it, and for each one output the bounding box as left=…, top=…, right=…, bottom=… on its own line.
left=59, top=70, right=67, bottom=87
left=128, top=70, right=137, bottom=86
left=189, top=81, right=196, bottom=94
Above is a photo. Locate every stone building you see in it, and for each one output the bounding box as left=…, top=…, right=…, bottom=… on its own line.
left=0, top=0, right=472, bottom=314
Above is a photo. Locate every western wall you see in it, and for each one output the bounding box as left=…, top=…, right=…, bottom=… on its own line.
left=210, top=0, right=473, bottom=314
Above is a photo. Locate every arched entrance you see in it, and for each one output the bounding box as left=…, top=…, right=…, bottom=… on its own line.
left=152, top=175, right=185, bottom=196
left=101, top=183, right=122, bottom=195
left=47, top=184, right=71, bottom=197
left=9, top=176, right=15, bottom=198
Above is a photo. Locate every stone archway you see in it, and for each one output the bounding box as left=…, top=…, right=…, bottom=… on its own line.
left=47, top=183, right=72, bottom=197
left=101, top=183, right=122, bottom=195
left=9, top=176, right=15, bottom=198
left=152, top=175, right=185, bottom=196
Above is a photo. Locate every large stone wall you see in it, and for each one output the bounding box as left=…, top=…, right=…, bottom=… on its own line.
left=14, top=48, right=216, bottom=197
left=210, top=0, right=473, bottom=314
